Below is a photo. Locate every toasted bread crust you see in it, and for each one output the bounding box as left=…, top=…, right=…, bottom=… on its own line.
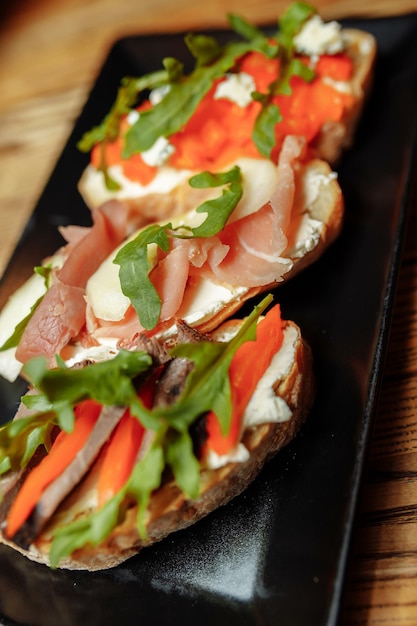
left=0, top=320, right=314, bottom=570
left=312, top=29, right=377, bottom=164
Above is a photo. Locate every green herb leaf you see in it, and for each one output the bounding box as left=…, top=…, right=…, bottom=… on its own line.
left=49, top=490, right=126, bottom=568
left=0, top=456, right=11, bottom=477
left=228, top=13, right=279, bottom=58
left=278, top=2, right=316, bottom=49
left=0, top=300, right=40, bottom=352
left=0, top=414, right=55, bottom=475
left=162, top=57, right=184, bottom=82
left=250, top=3, right=316, bottom=158
left=252, top=101, right=282, bottom=158
left=77, top=69, right=171, bottom=154
left=184, top=32, right=223, bottom=66
left=128, top=445, right=165, bottom=537
left=288, top=57, right=316, bottom=83
left=187, top=166, right=243, bottom=237
left=123, top=38, right=270, bottom=157
left=228, top=13, right=270, bottom=42
left=0, top=266, right=51, bottom=352
left=22, top=350, right=152, bottom=408
left=113, top=224, right=171, bottom=330
left=166, top=429, right=200, bottom=499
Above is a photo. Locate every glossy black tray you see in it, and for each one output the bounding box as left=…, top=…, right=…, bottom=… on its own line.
left=1, top=12, right=417, bottom=626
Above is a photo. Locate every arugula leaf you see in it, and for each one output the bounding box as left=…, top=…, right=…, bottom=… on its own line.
left=49, top=490, right=126, bottom=568
left=187, top=166, right=243, bottom=237
left=23, top=350, right=152, bottom=407
left=128, top=444, right=165, bottom=536
left=77, top=63, right=180, bottom=189
left=0, top=301, right=40, bottom=352
left=123, top=38, right=271, bottom=157
left=252, top=98, right=282, bottom=158
left=277, top=2, right=316, bottom=50
left=0, top=456, right=11, bottom=476
left=113, top=224, right=171, bottom=330
left=166, top=429, right=200, bottom=499
left=0, top=413, right=55, bottom=475
left=228, top=13, right=279, bottom=58
left=184, top=33, right=223, bottom=66
left=0, top=265, right=52, bottom=352
left=250, top=3, right=316, bottom=157
left=228, top=13, right=272, bottom=42
left=77, top=68, right=173, bottom=154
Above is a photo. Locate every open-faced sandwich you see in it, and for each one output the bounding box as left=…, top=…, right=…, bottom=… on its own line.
left=77, top=2, right=376, bottom=213
left=0, top=297, right=314, bottom=570
left=0, top=2, right=376, bottom=570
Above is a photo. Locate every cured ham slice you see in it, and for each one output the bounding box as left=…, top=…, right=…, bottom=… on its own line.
left=150, top=239, right=191, bottom=322
left=190, top=136, right=305, bottom=287
left=200, top=204, right=292, bottom=287
left=15, top=281, right=86, bottom=365
left=15, top=202, right=142, bottom=364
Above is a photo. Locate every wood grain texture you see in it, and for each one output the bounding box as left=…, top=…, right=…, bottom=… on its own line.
left=0, top=1, right=417, bottom=624
left=340, top=181, right=417, bottom=625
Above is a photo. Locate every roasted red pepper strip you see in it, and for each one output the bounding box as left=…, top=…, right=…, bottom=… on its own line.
left=6, top=399, right=102, bottom=538
left=96, top=373, right=156, bottom=506
left=205, top=304, right=284, bottom=456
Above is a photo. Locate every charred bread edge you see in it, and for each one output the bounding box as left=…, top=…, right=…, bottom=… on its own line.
left=0, top=320, right=314, bottom=570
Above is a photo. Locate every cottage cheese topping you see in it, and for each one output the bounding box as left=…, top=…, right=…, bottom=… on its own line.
left=294, top=15, right=345, bottom=56
left=214, top=72, right=256, bottom=108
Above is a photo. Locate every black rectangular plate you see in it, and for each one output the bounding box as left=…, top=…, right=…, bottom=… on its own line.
left=1, top=12, right=417, bottom=626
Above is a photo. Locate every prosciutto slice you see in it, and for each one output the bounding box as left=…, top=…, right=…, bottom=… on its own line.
left=16, top=202, right=141, bottom=365
left=199, top=204, right=292, bottom=286
left=150, top=239, right=191, bottom=322
left=191, top=135, right=305, bottom=287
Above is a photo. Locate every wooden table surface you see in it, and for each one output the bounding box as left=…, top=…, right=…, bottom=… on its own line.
left=1, top=1, right=417, bottom=624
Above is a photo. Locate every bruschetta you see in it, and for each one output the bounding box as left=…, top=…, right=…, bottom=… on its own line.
left=77, top=4, right=376, bottom=214
left=0, top=298, right=315, bottom=570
